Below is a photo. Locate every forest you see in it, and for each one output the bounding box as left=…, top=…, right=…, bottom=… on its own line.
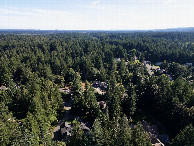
left=0, top=31, right=193, bottom=146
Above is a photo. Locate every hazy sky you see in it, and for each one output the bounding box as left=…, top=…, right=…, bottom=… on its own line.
left=0, top=0, right=194, bottom=30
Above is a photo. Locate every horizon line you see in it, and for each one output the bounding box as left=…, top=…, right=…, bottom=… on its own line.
left=0, top=27, right=194, bottom=31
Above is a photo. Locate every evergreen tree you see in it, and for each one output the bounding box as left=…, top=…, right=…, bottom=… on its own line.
left=122, top=83, right=137, bottom=117
left=115, top=115, right=132, bottom=146
left=68, top=121, right=84, bottom=146
left=107, top=76, right=123, bottom=120
left=84, top=81, right=99, bottom=123
left=88, top=118, right=104, bottom=146
left=132, top=122, right=152, bottom=146
left=171, top=124, right=194, bottom=146
left=0, top=102, right=21, bottom=146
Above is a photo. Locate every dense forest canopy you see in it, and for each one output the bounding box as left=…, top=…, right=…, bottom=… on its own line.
left=0, top=31, right=193, bottom=146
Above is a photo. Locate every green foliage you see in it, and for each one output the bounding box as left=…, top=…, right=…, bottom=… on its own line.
left=132, top=122, right=152, bottom=146
left=88, top=118, right=104, bottom=146
left=171, top=124, right=194, bottom=146
left=0, top=31, right=193, bottom=145
left=68, top=120, right=84, bottom=146
left=122, top=83, right=137, bottom=117
left=0, top=103, right=20, bottom=146
left=115, top=115, right=132, bottom=146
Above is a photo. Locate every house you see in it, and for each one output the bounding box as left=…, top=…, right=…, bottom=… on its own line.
left=52, top=125, right=61, bottom=141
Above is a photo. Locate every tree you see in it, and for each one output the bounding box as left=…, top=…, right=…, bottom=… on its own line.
left=108, top=86, right=122, bottom=120
left=155, top=76, right=173, bottom=115
left=0, top=102, right=21, bottom=146
left=84, top=81, right=99, bottom=123
left=132, top=122, right=152, bottom=146
left=71, top=74, right=85, bottom=117
left=68, top=121, right=84, bottom=146
left=115, top=115, right=132, bottom=146
left=122, top=83, right=137, bottom=117
left=88, top=118, right=104, bottom=146
left=171, top=124, right=194, bottom=146
left=0, top=59, right=11, bottom=86
left=72, top=72, right=82, bottom=95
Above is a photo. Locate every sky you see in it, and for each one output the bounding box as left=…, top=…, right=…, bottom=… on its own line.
left=0, top=0, right=194, bottom=30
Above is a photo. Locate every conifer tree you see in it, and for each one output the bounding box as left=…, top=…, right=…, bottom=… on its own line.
left=0, top=102, right=21, bottom=146
left=84, top=81, right=99, bottom=122
left=171, top=124, right=194, bottom=146
left=88, top=118, right=104, bottom=146
left=68, top=121, right=84, bottom=146
left=132, top=122, right=152, bottom=146
left=115, top=115, right=132, bottom=146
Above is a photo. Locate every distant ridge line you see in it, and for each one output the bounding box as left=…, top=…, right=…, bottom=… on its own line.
left=0, top=27, right=194, bottom=32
